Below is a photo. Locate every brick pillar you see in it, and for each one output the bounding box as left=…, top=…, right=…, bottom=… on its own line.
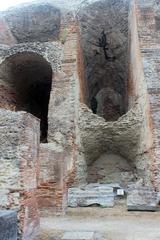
left=37, top=143, right=67, bottom=216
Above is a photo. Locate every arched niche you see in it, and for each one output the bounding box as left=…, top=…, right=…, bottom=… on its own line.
left=0, top=51, right=53, bottom=142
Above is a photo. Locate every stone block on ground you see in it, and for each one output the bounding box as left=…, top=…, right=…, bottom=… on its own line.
left=157, top=192, right=160, bottom=204
left=0, top=210, right=17, bottom=240
left=127, top=187, right=157, bottom=211
left=68, top=184, right=115, bottom=207
left=62, top=231, right=95, bottom=240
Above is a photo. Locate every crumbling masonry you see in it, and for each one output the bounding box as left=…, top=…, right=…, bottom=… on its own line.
left=0, top=0, right=160, bottom=239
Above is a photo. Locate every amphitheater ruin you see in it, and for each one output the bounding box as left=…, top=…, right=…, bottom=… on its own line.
left=0, top=0, right=160, bottom=239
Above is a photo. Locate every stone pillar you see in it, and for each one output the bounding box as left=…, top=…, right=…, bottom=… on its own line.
left=37, top=143, right=67, bottom=216
left=0, top=109, right=40, bottom=240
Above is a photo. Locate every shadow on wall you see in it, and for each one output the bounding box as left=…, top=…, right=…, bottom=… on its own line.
left=0, top=52, right=53, bottom=142
left=78, top=0, right=129, bottom=122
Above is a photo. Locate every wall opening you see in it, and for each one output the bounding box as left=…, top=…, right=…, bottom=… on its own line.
left=0, top=52, right=52, bottom=142
left=77, top=0, right=138, bottom=186
left=78, top=0, right=129, bottom=122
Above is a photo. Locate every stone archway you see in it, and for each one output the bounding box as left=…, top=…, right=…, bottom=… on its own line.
left=0, top=51, right=53, bottom=142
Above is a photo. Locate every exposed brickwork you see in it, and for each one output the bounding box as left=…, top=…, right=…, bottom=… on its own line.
left=37, top=143, right=67, bottom=215
left=48, top=12, right=82, bottom=188
left=134, top=0, right=160, bottom=191
left=77, top=28, right=89, bottom=104
left=0, top=2, right=160, bottom=240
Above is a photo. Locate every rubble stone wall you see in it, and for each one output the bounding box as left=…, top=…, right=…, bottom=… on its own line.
left=0, top=110, right=40, bottom=240
left=0, top=42, right=61, bottom=111
left=2, top=2, right=61, bottom=43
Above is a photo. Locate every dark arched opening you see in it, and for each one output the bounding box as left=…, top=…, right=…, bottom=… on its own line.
left=1, top=52, right=52, bottom=142
left=78, top=0, right=129, bottom=122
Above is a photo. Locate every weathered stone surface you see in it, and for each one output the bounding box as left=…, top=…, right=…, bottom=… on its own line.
left=62, top=231, right=95, bottom=240
left=127, top=187, right=157, bottom=211
left=78, top=0, right=129, bottom=120
left=37, top=143, right=68, bottom=215
left=157, top=192, right=160, bottom=204
left=2, top=2, right=61, bottom=43
left=87, top=153, right=136, bottom=187
left=78, top=103, right=142, bottom=184
left=0, top=210, right=17, bottom=240
left=77, top=0, right=158, bottom=188
left=68, top=184, right=114, bottom=207
left=0, top=109, right=40, bottom=239
left=0, top=17, right=17, bottom=46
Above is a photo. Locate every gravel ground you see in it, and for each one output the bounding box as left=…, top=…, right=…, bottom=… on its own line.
left=33, top=205, right=160, bottom=240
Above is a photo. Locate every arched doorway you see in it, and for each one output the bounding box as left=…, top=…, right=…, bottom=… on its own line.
left=0, top=52, right=53, bottom=142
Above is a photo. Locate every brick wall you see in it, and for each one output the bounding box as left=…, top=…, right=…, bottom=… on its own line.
left=134, top=0, right=160, bottom=191
left=37, top=143, right=67, bottom=215
left=127, top=0, right=160, bottom=190
left=48, top=12, right=81, bottom=187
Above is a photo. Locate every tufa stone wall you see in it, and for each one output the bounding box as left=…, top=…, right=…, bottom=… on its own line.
left=2, top=2, right=61, bottom=43
left=0, top=109, right=40, bottom=240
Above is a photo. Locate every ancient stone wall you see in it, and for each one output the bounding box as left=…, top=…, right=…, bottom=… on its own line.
left=78, top=0, right=130, bottom=120
left=2, top=2, right=61, bottom=43
left=37, top=143, right=68, bottom=215
left=76, top=0, right=160, bottom=189
left=134, top=0, right=160, bottom=191
left=0, top=42, right=61, bottom=111
left=127, top=0, right=154, bottom=188
left=0, top=1, right=160, bottom=238
left=0, top=17, right=17, bottom=46
left=48, top=11, right=84, bottom=186
left=0, top=110, right=40, bottom=240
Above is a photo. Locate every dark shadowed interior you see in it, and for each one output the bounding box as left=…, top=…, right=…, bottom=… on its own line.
left=79, top=0, right=129, bottom=121
left=3, top=52, right=52, bottom=142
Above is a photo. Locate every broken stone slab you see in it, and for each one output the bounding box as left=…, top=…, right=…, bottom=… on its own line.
left=0, top=210, right=17, bottom=240
left=127, top=187, right=157, bottom=211
left=62, top=231, right=95, bottom=240
left=68, top=185, right=115, bottom=207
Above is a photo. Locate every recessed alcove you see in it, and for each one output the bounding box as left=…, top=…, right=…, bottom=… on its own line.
left=0, top=52, right=53, bottom=142
left=79, top=0, right=129, bottom=122
left=77, top=0, right=139, bottom=186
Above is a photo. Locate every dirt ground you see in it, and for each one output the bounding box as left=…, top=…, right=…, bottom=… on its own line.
left=33, top=204, right=160, bottom=240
